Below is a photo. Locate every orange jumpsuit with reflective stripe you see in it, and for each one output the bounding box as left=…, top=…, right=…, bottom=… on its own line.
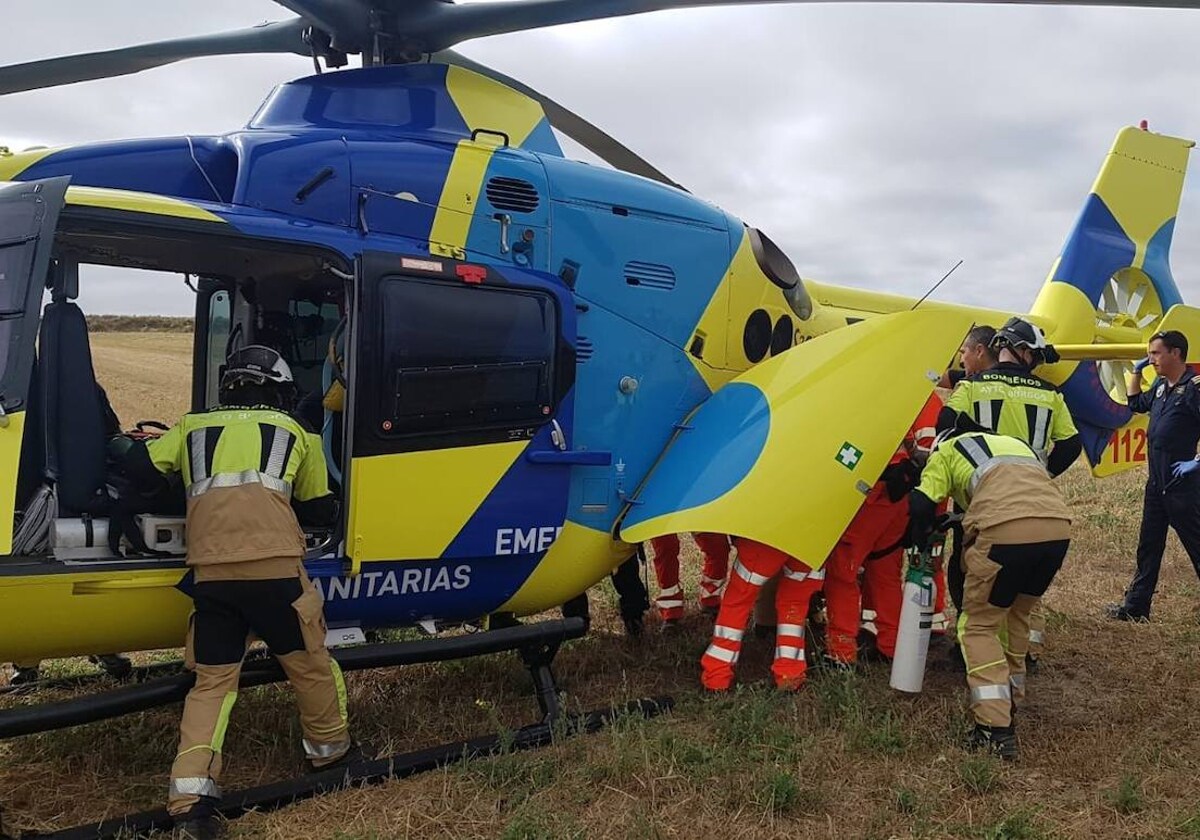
left=649, top=532, right=730, bottom=619
left=701, top=539, right=823, bottom=691
left=826, top=394, right=945, bottom=663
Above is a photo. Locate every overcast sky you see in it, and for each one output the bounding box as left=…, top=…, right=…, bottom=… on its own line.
left=2, top=1, right=1200, bottom=315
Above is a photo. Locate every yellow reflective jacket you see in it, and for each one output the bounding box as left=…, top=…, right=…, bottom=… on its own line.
left=945, top=364, right=1077, bottom=458
left=147, top=407, right=330, bottom=571
left=916, top=432, right=1071, bottom=533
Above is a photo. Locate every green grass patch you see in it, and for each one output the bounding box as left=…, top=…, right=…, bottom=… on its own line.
left=959, top=754, right=1002, bottom=795
left=1106, top=773, right=1144, bottom=815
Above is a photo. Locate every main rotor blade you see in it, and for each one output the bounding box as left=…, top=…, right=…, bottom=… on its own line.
left=0, top=19, right=310, bottom=96
left=436, top=48, right=683, bottom=190
left=411, top=0, right=1200, bottom=51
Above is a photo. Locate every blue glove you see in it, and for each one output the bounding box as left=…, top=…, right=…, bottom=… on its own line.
left=1171, top=459, right=1200, bottom=479
left=1134, top=357, right=1152, bottom=373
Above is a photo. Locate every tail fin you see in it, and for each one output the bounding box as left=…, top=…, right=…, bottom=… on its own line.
left=1028, top=126, right=1195, bottom=471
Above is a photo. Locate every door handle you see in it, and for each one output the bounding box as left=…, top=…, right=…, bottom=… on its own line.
left=494, top=213, right=511, bottom=254
left=73, top=575, right=183, bottom=594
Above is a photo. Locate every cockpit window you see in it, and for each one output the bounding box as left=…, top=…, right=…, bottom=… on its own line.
left=748, top=227, right=812, bottom=321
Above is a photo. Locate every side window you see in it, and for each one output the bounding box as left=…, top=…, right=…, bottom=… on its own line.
left=204, top=291, right=231, bottom=408
left=284, top=298, right=341, bottom=397
left=375, top=278, right=557, bottom=437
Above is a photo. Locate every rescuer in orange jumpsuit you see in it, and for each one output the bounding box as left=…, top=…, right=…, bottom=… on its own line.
left=824, top=394, right=944, bottom=666
left=649, top=532, right=731, bottom=624
left=701, top=538, right=824, bottom=691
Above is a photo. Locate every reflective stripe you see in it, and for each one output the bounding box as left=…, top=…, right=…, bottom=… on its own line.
left=807, top=568, right=826, bottom=581
left=861, top=609, right=878, bottom=621
left=704, top=644, right=739, bottom=663
left=931, top=612, right=948, bottom=631
left=170, top=777, right=220, bottom=798
left=1028, top=404, right=1051, bottom=453
left=974, top=399, right=1000, bottom=430
left=777, top=623, right=805, bottom=638
left=264, top=426, right=292, bottom=478
left=971, top=684, right=1012, bottom=703
left=657, top=585, right=682, bottom=598
left=1009, top=674, right=1026, bottom=690
left=1028, top=629, right=1045, bottom=644
left=656, top=599, right=684, bottom=609
left=189, top=470, right=292, bottom=498
left=733, top=561, right=769, bottom=586
left=713, top=625, right=744, bottom=642
left=781, top=566, right=808, bottom=582
left=968, top=456, right=1045, bottom=498
left=331, top=658, right=348, bottom=725
left=304, top=735, right=352, bottom=760
left=957, top=435, right=992, bottom=468
left=211, top=691, right=238, bottom=754
left=775, top=645, right=804, bottom=660
left=189, top=430, right=208, bottom=483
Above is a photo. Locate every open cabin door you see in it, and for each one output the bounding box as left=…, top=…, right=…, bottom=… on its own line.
left=339, top=252, right=577, bottom=621
left=0, top=177, right=68, bottom=555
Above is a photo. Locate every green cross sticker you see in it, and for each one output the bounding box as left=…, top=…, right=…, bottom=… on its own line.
left=836, top=442, right=863, bottom=470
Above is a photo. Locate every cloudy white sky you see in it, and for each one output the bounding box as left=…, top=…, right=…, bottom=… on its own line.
left=2, top=1, right=1200, bottom=315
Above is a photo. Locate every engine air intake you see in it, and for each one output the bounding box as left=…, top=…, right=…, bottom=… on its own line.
left=624, top=261, right=676, bottom=291
left=486, top=177, right=540, bottom=213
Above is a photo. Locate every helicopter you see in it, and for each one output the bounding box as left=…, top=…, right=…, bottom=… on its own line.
left=0, top=0, right=1194, bottom=672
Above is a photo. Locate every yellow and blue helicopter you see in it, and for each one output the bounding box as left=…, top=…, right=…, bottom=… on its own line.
left=0, top=0, right=1193, bottom=670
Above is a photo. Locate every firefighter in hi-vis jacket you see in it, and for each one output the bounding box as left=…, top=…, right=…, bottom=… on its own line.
left=138, top=346, right=353, bottom=838
left=909, top=417, right=1071, bottom=760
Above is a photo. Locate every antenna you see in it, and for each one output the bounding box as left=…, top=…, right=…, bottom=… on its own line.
left=911, top=259, right=964, bottom=311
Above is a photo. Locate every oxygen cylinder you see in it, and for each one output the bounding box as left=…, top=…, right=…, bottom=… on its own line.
left=890, top=547, right=936, bottom=694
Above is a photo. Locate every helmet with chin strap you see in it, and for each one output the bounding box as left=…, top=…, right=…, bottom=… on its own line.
left=990, top=317, right=1060, bottom=367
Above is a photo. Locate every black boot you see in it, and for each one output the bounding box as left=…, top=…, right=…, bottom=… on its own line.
left=1024, top=653, right=1039, bottom=675
left=91, top=653, right=133, bottom=679
left=1105, top=603, right=1149, bottom=623
left=620, top=611, right=645, bottom=639
left=173, top=796, right=221, bottom=839
left=965, top=723, right=1018, bottom=761
left=9, top=664, right=40, bottom=686
left=308, top=740, right=368, bottom=774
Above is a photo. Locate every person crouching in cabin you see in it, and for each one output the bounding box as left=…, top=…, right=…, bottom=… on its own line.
left=125, top=345, right=353, bottom=838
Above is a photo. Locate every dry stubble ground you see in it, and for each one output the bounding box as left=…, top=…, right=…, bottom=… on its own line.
left=2, top=332, right=1200, bottom=838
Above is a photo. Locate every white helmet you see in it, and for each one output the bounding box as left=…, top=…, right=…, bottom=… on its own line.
left=221, top=345, right=294, bottom=391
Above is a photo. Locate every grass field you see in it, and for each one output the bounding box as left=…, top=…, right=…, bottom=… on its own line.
left=4, top=332, right=1200, bottom=838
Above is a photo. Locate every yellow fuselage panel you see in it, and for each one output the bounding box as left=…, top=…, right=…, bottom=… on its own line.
left=0, top=569, right=191, bottom=663
left=0, top=411, right=27, bottom=556
left=0, top=148, right=56, bottom=181
left=500, top=521, right=633, bottom=615
left=64, top=186, right=226, bottom=223
left=347, top=442, right=525, bottom=565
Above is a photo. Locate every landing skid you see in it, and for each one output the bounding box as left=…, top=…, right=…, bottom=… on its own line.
left=0, top=618, right=676, bottom=839
left=31, top=699, right=673, bottom=840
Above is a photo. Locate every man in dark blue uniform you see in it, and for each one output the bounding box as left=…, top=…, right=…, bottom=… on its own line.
left=1107, top=330, right=1200, bottom=622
